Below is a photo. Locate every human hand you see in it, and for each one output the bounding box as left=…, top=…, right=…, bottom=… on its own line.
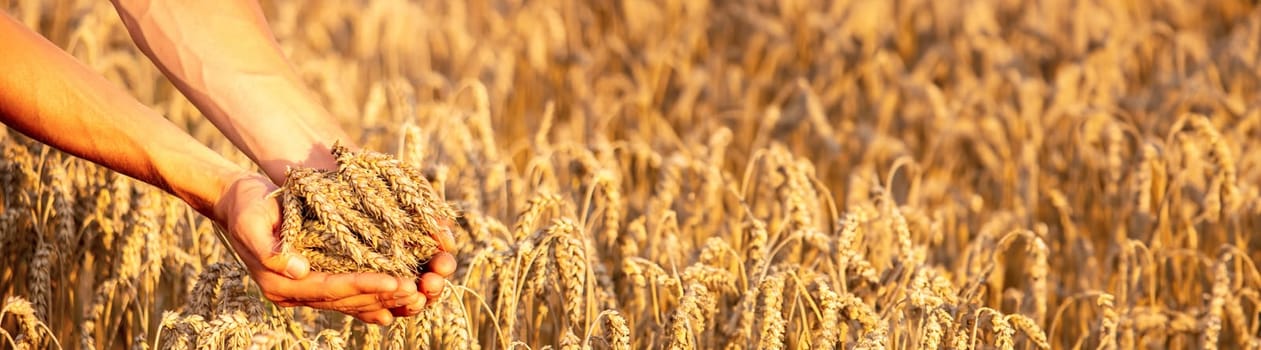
left=211, top=172, right=458, bottom=324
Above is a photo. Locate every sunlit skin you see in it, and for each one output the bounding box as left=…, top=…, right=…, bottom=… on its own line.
left=0, top=1, right=455, bottom=325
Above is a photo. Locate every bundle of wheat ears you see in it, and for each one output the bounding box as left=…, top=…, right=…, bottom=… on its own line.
left=277, top=144, right=455, bottom=277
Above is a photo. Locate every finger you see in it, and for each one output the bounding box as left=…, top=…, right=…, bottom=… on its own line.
left=391, top=275, right=419, bottom=297
left=293, top=286, right=420, bottom=313
left=419, top=272, right=445, bottom=300
left=425, top=252, right=457, bottom=278
left=262, top=271, right=402, bottom=302
left=262, top=253, right=310, bottom=280
left=389, top=294, right=428, bottom=317
left=389, top=292, right=423, bottom=309
left=353, top=309, right=395, bottom=326
left=303, top=293, right=394, bottom=313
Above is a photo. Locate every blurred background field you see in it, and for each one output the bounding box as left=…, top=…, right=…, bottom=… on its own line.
left=2, top=0, right=1260, bottom=349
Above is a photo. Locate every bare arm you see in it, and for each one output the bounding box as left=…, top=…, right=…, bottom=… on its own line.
left=0, top=11, right=239, bottom=218
left=109, top=0, right=351, bottom=184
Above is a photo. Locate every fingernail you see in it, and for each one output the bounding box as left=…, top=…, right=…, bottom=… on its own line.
left=392, top=293, right=419, bottom=308
left=445, top=227, right=455, bottom=244
left=284, top=258, right=308, bottom=279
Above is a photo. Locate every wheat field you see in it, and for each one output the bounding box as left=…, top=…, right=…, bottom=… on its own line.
left=2, top=0, right=1260, bottom=349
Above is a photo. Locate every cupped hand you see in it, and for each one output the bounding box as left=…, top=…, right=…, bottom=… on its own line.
left=212, top=172, right=458, bottom=324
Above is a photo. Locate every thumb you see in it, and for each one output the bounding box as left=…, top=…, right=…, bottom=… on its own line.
left=239, top=205, right=309, bottom=279
left=263, top=252, right=310, bottom=280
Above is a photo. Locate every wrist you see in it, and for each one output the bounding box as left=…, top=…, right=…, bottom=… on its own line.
left=164, top=159, right=255, bottom=221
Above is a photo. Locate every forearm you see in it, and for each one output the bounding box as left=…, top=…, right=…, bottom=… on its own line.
left=0, top=13, right=245, bottom=217
left=110, top=0, right=352, bottom=184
